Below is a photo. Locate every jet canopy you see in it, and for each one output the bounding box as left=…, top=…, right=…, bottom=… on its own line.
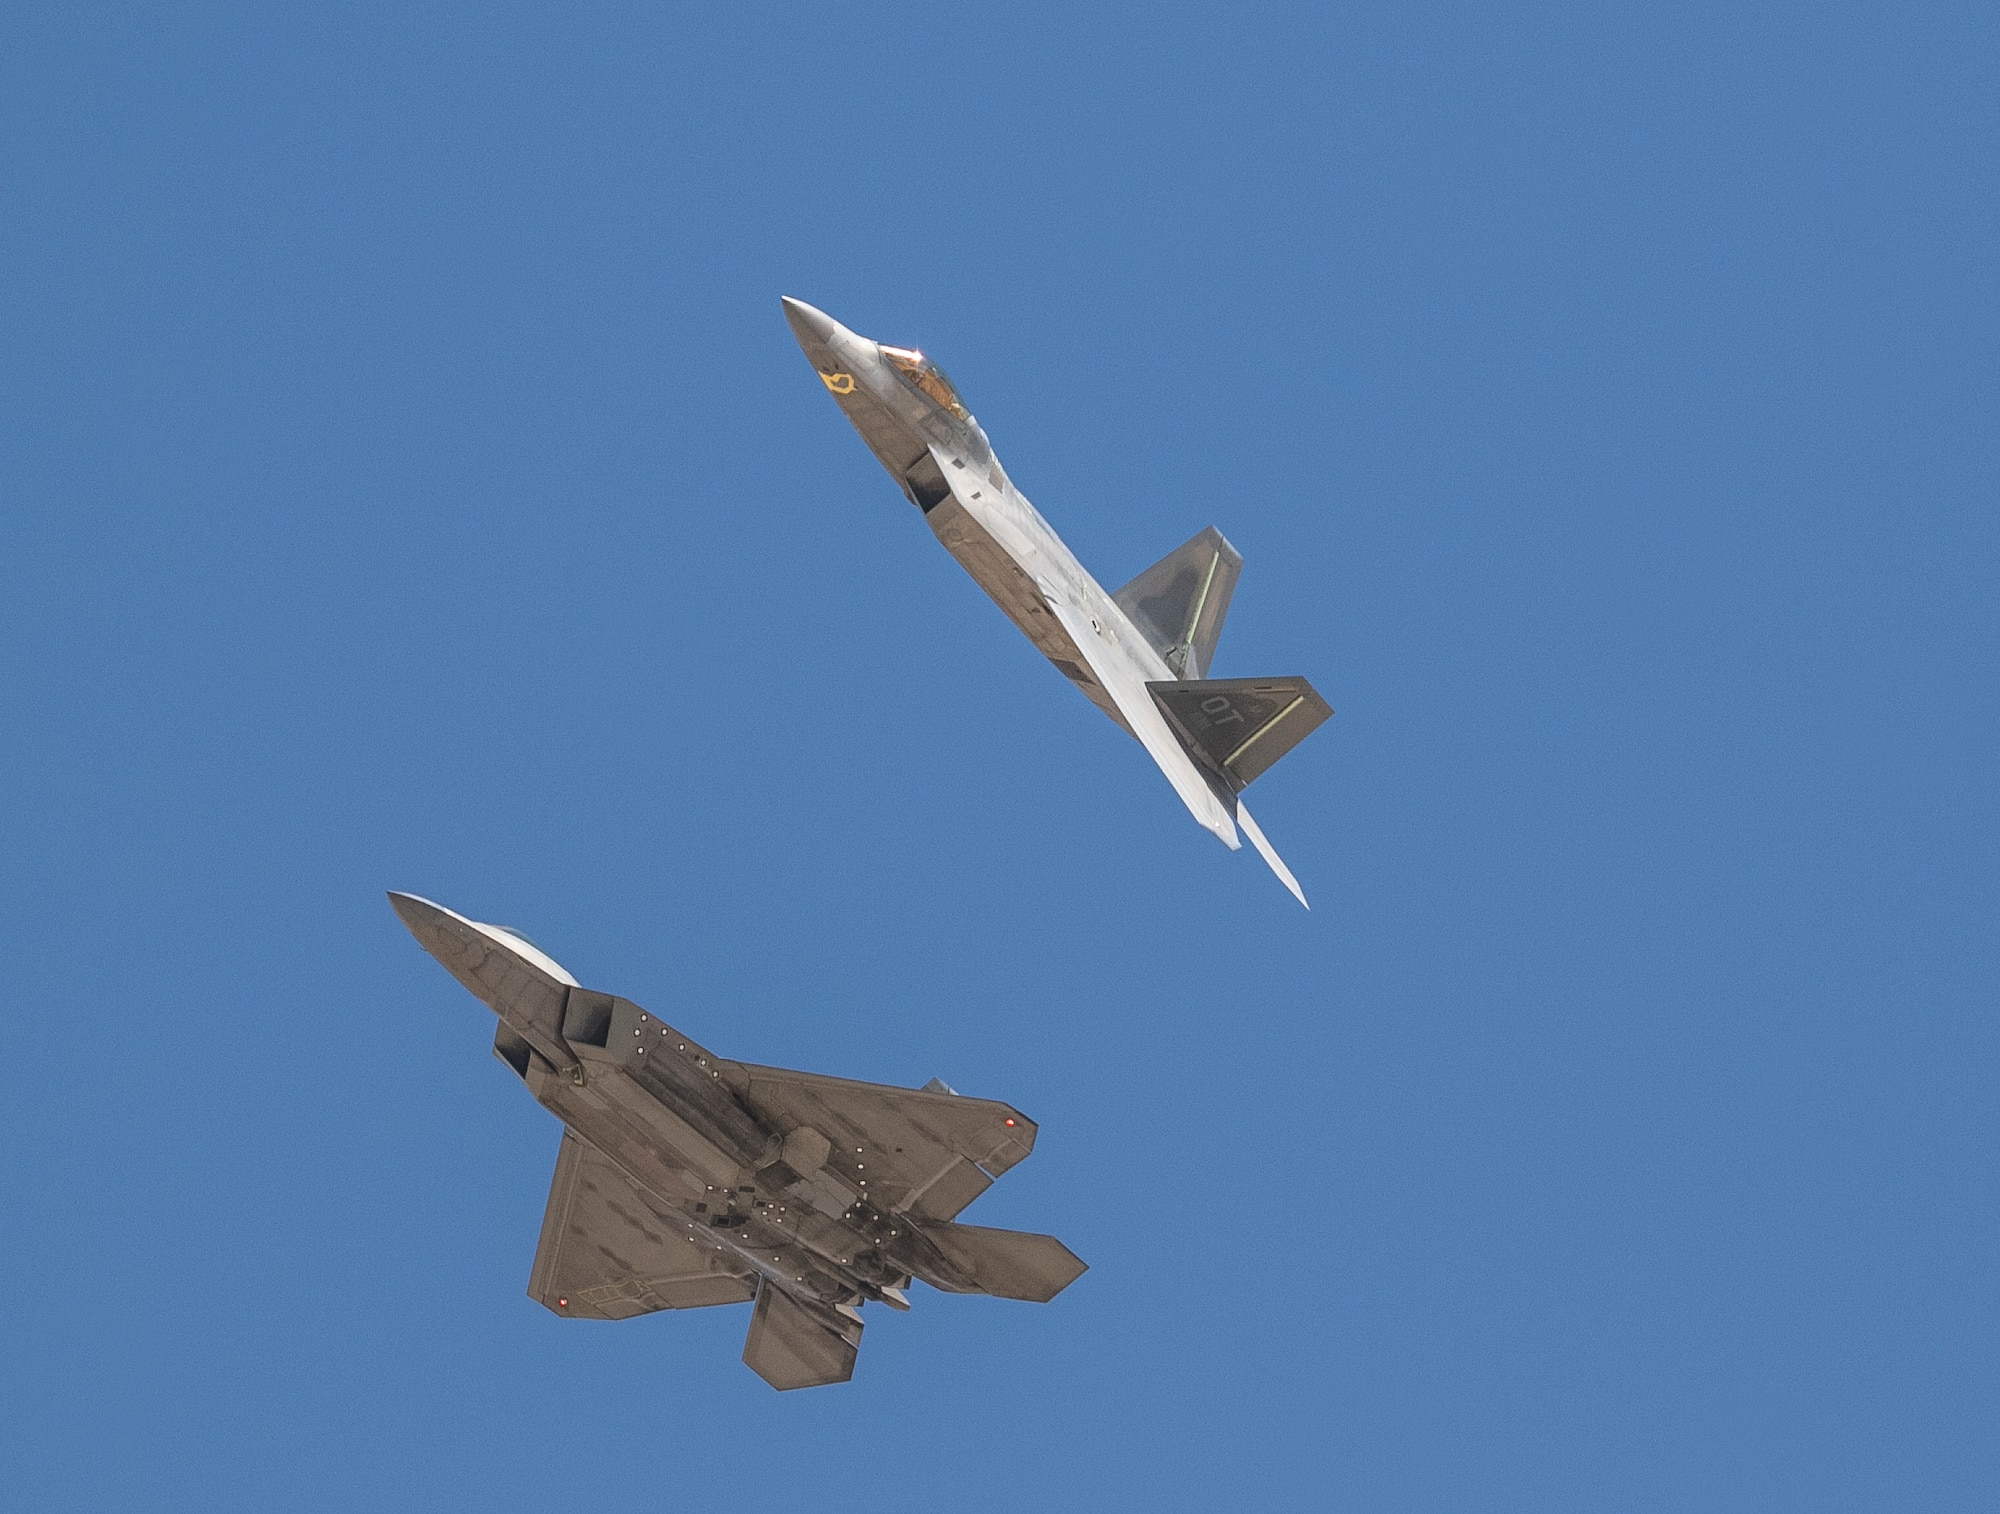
left=879, top=345, right=969, bottom=420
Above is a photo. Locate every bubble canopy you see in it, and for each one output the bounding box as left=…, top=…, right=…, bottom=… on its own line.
left=878, top=345, right=969, bottom=420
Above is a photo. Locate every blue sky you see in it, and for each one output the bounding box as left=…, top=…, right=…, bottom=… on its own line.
left=3, top=3, right=1995, bottom=1508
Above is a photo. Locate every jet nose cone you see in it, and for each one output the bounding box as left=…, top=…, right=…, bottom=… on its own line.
left=780, top=295, right=839, bottom=348
left=388, top=890, right=446, bottom=937
left=388, top=890, right=475, bottom=976
left=387, top=891, right=581, bottom=1001
left=387, top=890, right=486, bottom=967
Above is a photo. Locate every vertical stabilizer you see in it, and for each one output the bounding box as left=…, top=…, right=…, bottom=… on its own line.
left=1113, top=527, right=1243, bottom=679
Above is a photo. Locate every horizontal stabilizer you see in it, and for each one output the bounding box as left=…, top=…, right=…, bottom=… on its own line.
left=1237, top=800, right=1308, bottom=909
left=1147, top=677, right=1332, bottom=792
left=1114, top=527, right=1242, bottom=679
left=917, top=1221, right=1088, bottom=1302
left=742, top=1280, right=862, bottom=1391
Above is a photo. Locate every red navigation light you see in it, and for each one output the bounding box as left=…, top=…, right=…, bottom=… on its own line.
left=556, top=1297, right=568, bottom=1308
left=1004, top=1118, right=1016, bottom=1127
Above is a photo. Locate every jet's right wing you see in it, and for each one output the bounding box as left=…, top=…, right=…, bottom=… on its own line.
left=528, top=1131, right=756, bottom=1320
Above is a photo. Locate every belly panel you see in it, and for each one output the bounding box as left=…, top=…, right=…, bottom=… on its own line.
left=926, top=498, right=1131, bottom=733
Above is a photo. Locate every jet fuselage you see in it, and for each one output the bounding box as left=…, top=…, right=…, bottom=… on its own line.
left=783, top=297, right=1244, bottom=849
left=390, top=891, right=1081, bottom=1391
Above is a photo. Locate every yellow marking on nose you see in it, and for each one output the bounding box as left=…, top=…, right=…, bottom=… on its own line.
left=820, top=372, right=855, bottom=394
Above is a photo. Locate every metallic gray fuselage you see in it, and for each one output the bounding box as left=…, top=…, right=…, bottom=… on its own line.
left=397, top=895, right=1014, bottom=1315
left=784, top=297, right=1274, bottom=862
left=789, top=310, right=1174, bottom=735
left=515, top=1004, right=933, bottom=1308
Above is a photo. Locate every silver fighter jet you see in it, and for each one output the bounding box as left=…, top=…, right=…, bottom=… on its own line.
left=390, top=892, right=1085, bottom=1390
left=783, top=298, right=1332, bottom=906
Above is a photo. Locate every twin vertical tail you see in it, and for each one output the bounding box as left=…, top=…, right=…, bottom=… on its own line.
left=1116, top=530, right=1331, bottom=907
left=1113, top=526, right=1243, bottom=680
left=1149, top=675, right=1333, bottom=907
left=1145, top=677, right=1334, bottom=795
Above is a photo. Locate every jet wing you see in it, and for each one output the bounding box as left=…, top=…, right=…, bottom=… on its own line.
left=528, top=1131, right=756, bottom=1319
left=735, top=1065, right=1036, bottom=1223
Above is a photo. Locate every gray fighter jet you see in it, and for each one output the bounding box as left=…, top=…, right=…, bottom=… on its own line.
left=783, top=297, right=1332, bottom=905
left=390, top=891, right=1084, bottom=1390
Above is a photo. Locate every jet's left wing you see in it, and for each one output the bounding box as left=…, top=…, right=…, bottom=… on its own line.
left=529, top=1131, right=757, bottom=1319
left=734, top=1064, right=1036, bottom=1223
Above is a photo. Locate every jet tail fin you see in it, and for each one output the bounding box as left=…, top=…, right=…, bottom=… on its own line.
left=1113, top=527, right=1242, bottom=679
left=1148, top=678, right=1327, bottom=907
left=1147, top=677, right=1333, bottom=791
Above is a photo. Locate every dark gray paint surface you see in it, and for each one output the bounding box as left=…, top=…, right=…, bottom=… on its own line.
left=1147, top=678, right=1336, bottom=793
left=1113, top=526, right=1244, bottom=681
left=391, top=892, right=1085, bottom=1391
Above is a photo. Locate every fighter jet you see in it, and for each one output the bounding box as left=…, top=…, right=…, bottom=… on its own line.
left=390, top=891, right=1084, bottom=1391
left=783, top=297, right=1332, bottom=905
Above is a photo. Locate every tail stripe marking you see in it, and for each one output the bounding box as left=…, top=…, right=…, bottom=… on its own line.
left=1222, top=695, right=1308, bottom=770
